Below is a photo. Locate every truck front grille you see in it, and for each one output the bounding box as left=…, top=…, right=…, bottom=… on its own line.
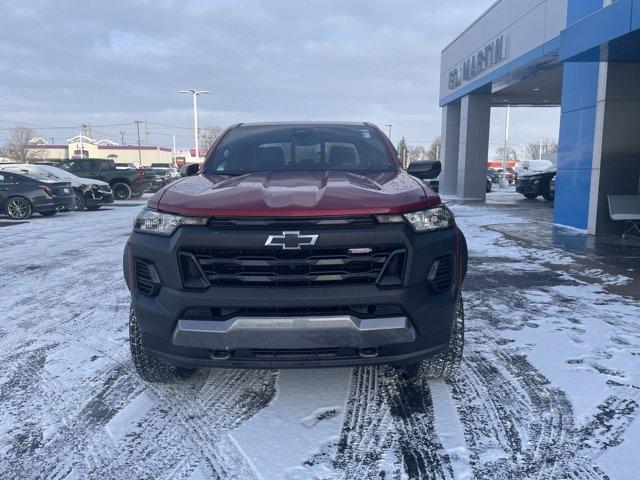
left=180, top=246, right=406, bottom=287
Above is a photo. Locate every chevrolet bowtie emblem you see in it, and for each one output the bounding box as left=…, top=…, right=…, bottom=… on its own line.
left=265, top=231, right=319, bottom=250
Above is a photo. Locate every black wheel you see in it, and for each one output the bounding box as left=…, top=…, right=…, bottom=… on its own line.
left=396, top=293, right=464, bottom=380
left=73, top=192, right=86, bottom=211
left=5, top=196, right=32, bottom=220
left=523, top=193, right=538, bottom=200
left=86, top=205, right=101, bottom=211
left=542, top=184, right=555, bottom=202
left=129, top=304, right=195, bottom=383
left=39, top=210, right=57, bottom=216
left=112, top=183, right=132, bottom=200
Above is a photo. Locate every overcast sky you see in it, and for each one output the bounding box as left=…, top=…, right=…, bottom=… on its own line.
left=0, top=0, right=560, bottom=155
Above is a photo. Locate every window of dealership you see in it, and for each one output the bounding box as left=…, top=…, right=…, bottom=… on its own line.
left=439, top=0, right=640, bottom=235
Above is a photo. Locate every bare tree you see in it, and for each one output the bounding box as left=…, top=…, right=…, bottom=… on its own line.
left=199, top=125, right=225, bottom=153
left=396, top=137, right=409, bottom=168
left=495, top=146, right=519, bottom=163
left=3, top=126, right=44, bottom=163
left=526, top=140, right=558, bottom=161
left=407, top=145, right=428, bottom=163
left=426, top=137, right=442, bottom=161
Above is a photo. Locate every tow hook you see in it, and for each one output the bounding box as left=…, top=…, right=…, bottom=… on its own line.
left=358, top=347, right=379, bottom=359
left=210, top=350, right=232, bottom=360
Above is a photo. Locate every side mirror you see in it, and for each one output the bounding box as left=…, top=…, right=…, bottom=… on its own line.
left=185, top=163, right=199, bottom=176
left=407, top=160, right=441, bottom=180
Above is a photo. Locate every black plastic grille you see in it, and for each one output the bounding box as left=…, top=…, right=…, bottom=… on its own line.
left=181, top=304, right=406, bottom=320
left=429, top=255, right=454, bottom=292
left=249, top=348, right=340, bottom=359
left=181, top=246, right=405, bottom=287
left=135, top=260, right=158, bottom=296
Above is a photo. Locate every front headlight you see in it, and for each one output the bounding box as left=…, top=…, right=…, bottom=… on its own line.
left=376, top=206, right=454, bottom=233
left=133, top=208, right=208, bottom=236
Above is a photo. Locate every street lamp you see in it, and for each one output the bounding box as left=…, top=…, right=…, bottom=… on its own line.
left=385, top=124, right=392, bottom=142
left=179, top=89, right=211, bottom=162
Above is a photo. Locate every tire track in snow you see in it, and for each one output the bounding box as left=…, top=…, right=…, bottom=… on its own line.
left=334, top=366, right=454, bottom=480
left=334, top=366, right=397, bottom=479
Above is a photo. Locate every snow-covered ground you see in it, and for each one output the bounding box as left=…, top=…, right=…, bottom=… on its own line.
left=0, top=195, right=638, bottom=480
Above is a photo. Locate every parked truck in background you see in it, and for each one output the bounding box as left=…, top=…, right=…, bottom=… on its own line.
left=60, top=158, right=147, bottom=200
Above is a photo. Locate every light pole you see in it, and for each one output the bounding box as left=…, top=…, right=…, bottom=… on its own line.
left=385, top=124, right=392, bottom=142
left=134, top=120, right=143, bottom=166
left=500, top=106, right=510, bottom=189
left=120, top=130, right=126, bottom=145
left=49, top=137, right=54, bottom=145
left=171, top=132, right=176, bottom=163
left=179, top=89, right=211, bottom=162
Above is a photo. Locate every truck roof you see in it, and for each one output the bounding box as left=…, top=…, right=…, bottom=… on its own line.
left=237, top=121, right=370, bottom=128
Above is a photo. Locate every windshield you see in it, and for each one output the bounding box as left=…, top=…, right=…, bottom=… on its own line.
left=204, top=125, right=395, bottom=175
left=5, top=169, right=53, bottom=182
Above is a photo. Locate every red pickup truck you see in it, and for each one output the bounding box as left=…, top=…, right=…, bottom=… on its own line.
left=124, top=122, right=467, bottom=383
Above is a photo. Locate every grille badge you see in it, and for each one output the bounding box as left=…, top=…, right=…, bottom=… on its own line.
left=265, top=231, right=319, bottom=250
left=348, top=248, right=373, bottom=255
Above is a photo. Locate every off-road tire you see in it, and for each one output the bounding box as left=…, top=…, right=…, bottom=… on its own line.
left=112, top=182, right=132, bottom=201
left=129, top=304, right=195, bottom=383
left=5, top=196, right=32, bottom=220
left=39, top=211, right=57, bottom=216
left=542, top=184, right=555, bottom=202
left=397, top=293, right=464, bottom=380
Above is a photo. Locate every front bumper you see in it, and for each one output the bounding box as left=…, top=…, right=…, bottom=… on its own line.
left=85, top=187, right=114, bottom=207
left=126, top=221, right=467, bottom=369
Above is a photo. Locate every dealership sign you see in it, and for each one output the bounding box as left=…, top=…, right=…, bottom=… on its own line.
left=448, top=36, right=506, bottom=90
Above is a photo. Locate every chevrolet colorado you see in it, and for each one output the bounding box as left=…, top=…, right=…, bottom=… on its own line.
left=124, top=122, right=467, bottom=382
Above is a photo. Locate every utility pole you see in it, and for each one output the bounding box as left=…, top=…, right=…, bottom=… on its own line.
left=144, top=121, right=149, bottom=146
left=171, top=132, right=176, bottom=163
left=385, top=124, right=392, bottom=142
left=500, top=106, right=510, bottom=189
left=539, top=137, right=544, bottom=161
left=120, top=130, right=126, bottom=145
left=49, top=137, right=54, bottom=145
left=134, top=120, right=143, bottom=166
left=179, top=89, right=211, bottom=162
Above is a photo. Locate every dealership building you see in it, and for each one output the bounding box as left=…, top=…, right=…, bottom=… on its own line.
left=439, top=0, right=640, bottom=235
left=27, top=135, right=174, bottom=166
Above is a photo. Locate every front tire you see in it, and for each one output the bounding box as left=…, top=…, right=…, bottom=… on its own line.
left=112, top=183, right=132, bottom=201
left=396, top=293, right=464, bottom=380
left=129, top=304, right=195, bottom=383
left=5, top=196, right=32, bottom=220
left=523, top=193, right=538, bottom=200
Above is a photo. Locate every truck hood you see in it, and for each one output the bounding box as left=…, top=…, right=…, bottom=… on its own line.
left=153, top=171, right=439, bottom=217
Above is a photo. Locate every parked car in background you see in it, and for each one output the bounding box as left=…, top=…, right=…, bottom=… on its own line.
left=516, top=159, right=554, bottom=176
left=60, top=158, right=147, bottom=200
left=487, top=168, right=502, bottom=183
left=0, top=170, right=75, bottom=219
left=0, top=163, right=114, bottom=211
left=516, top=165, right=557, bottom=201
